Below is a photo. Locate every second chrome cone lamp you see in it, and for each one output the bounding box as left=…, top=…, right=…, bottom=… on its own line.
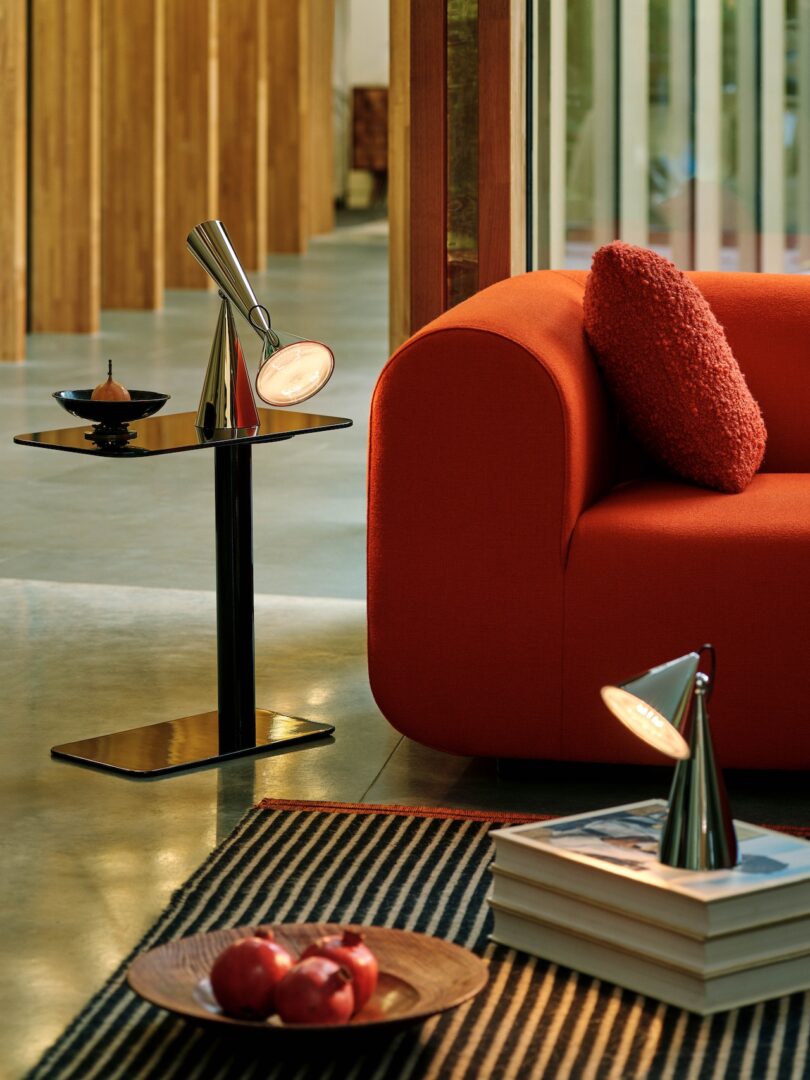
left=601, top=644, right=739, bottom=872
left=187, top=220, right=335, bottom=433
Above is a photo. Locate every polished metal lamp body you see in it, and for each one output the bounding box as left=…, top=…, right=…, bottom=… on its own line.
left=602, top=645, right=739, bottom=872
left=195, top=294, right=259, bottom=434
left=659, top=674, right=739, bottom=870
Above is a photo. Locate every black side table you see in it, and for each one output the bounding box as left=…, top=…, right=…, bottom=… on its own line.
left=14, top=408, right=352, bottom=777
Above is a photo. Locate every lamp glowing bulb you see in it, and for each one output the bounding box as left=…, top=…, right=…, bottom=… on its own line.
left=255, top=340, right=335, bottom=407
left=600, top=686, right=691, bottom=760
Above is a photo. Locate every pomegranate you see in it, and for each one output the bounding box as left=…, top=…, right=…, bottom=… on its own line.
left=301, top=929, right=379, bottom=1012
left=275, top=957, right=355, bottom=1025
left=210, top=929, right=294, bottom=1020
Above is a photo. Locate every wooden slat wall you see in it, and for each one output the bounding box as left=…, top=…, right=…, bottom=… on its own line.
left=0, top=0, right=26, bottom=360
left=10, top=0, right=339, bottom=353
left=30, top=0, right=101, bottom=333
left=102, top=0, right=165, bottom=309
left=218, top=0, right=267, bottom=271
left=165, top=0, right=218, bottom=288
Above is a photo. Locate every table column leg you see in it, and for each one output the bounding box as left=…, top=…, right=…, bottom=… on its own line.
left=215, top=442, right=256, bottom=751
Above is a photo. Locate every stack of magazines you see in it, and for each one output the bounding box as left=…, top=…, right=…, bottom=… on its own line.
left=488, top=799, right=810, bottom=1014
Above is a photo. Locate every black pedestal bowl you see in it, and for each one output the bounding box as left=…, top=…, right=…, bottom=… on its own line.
left=53, top=390, right=170, bottom=448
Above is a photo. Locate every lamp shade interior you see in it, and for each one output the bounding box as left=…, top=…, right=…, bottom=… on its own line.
left=600, top=686, right=691, bottom=759
left=255, top=340, right=335, bottom=407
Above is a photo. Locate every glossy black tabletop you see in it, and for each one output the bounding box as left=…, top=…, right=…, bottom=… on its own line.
left=14, top=408, right=353, bottom=457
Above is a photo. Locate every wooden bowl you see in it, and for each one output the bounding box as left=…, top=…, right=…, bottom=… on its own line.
left=127, top=923, right=488, bottom=1034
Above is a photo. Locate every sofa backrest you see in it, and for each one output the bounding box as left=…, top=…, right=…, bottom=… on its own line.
left=686, top=272, right=810, bottom=473
left=566, top=268, right=810, bottom=474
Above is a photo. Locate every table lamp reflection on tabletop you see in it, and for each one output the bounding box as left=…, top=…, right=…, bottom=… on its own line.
left=601, top=643, right=739, bottom=871
left=187, top=220, right=335, bottom=433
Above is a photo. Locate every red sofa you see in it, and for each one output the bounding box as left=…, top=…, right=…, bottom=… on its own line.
left=367, top=270, right=810, bottom=769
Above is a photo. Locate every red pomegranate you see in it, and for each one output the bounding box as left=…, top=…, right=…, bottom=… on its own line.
left=301, top=929, right=379, bottom=1012
left=209, top=929, right=294, bottom=1020
left=275, top=957, right=355, bottom=1025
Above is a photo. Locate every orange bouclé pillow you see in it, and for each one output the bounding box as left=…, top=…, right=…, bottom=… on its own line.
left=583, top=242, right=767, bottom=493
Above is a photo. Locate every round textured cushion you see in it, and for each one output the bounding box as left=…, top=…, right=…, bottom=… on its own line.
left=583, top=242, right=767, bottom=493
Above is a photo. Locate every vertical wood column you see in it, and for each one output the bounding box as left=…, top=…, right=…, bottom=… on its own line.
left=165, top=0, right=219, bottom=288
left=410, top=0, right=446, bottom=331
left=102, top=0, right=165, bottom=309
left=267, top=3, right=307, bottom=253
left=0, top=0, right=26, bottom=359
left=219, top=0, right=267, bottom=271
left=308, top=0, right=335, bottom=238
left=389, top=0, right=411, bottom=351
left=478, top=0, right=512, bottom=289
left=30, top=0, right=101, bottom=333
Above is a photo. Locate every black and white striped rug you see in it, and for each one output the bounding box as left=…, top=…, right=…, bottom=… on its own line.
left=28, top=800, right=810, bottom=1080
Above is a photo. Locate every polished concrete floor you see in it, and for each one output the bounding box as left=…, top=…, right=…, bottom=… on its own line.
left=2, top=219, right=808, bottom=1078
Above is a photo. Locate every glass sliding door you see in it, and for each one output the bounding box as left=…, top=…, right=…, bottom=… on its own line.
left=530, top=0, right=804, bottom=273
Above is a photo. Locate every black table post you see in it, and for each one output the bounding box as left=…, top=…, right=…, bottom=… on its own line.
left=214, top=443, right=256, bottom=752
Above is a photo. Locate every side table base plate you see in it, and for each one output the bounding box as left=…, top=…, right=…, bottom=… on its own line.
left=51, top=709, right=335, bottom=778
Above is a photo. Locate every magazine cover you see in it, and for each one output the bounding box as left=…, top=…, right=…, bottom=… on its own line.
left=492, top=800, right=810, bottom=900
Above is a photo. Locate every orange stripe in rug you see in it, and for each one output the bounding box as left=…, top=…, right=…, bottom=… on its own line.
left=253, top=798, right=551, bottom=823
left=253, top=799, right=810, bottom=835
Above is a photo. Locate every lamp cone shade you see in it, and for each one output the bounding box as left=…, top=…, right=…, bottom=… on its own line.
left=600, top=652, right=700, bottom=760
left=659, top=683, right=739, bottom=870
left=187, top=221, right=273, bottom=342
left=195, top=297, right=259, bottom=433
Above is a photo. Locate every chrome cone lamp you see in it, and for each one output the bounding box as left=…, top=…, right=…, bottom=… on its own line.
left=601, top=644, right=739, bottom=871
left=187, top=220, right=334, bottom=430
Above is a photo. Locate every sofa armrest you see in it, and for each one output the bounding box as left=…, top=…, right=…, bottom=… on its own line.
left=373, top=270, right=614, bottom=556
left=367, top=270, right=614, bottom=759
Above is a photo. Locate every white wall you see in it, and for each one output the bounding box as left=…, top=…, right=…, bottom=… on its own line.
left=346, top=0, right=389, bottom=86
left=333, top=0, right=390, bottom=199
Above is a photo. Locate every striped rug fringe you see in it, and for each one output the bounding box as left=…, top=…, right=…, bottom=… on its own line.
left=27, top=804, right=810, bottom=1080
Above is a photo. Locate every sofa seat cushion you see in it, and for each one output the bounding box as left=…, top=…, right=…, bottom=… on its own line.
left=562, top=475, right=810, bottom=768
